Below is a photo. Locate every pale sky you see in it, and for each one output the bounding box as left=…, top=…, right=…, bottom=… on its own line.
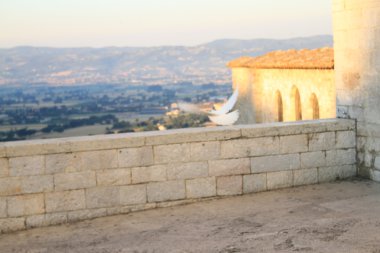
left=0, top=0, right=332, bottom=48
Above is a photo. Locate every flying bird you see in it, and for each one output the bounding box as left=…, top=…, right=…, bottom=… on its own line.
left=178, top=87, right=239, bottom=126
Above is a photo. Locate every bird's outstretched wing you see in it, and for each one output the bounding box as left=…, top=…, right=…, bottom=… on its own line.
left=177, top=102, right=203, bottom=114
left=208, top=110, right=239, bottom=126
left=209, top=87, right=239, bottom=116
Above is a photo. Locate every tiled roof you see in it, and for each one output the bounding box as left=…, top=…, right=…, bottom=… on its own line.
left=227, top=47, right=334, bottom=69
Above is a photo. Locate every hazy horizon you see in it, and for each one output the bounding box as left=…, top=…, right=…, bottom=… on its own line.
left=0, top=0, right=332, bottom=48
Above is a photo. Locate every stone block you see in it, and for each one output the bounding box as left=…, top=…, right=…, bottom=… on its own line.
left=9, top=156, right=44, bottom=176
left=186, top=177, right=216, bottom=198
left=209, top=158, right=250, bottom=177
left=26, top=213, right=68, bottom=228
left=45, top=153, right=81, bottom=174
left=336, top=131, right=356, bottom=148
left=280, top=135, right=308, bottom=154
left=251, top=154, right=300, bottom=173
left=267, top=171, right=293, bottom=190
left=79, top=150, right=118, bottom=170
left=308, top=132, right=335, bottom=151
left=147, top=180, right=185, bottom=202
left=0, top=198, right=6, bottom=218
left=54, top=171, right=96, bottom=191
left=132, top=165, right=166, bottom=184
left=190, top=141, right=220, bottom=161
left=243, top=174, right=267, bottom=194
left=86, top=186, right=120, bottom=208
left=318, top=165, right=356, bottom=183
left=21, top=175, right=54, bottom=194
left=0, top=218, right=25, bottom=233
left=294, top=169, right=318, bottom=186
left=67, top=208, right=107, bottom=222
left=220, top=137, right=279, bottom=159
left=326, top=149, right=356, bottom=166
left=46, top=190, right=85, bottom=212
left=7, top=194, right=45, bottom=217
left=216, top=176, right=242, bottom=196
left=0, top=177, right=22, bottom=196
left=118, top=146, right=153, bottom=168
left=369, top=169, right=380, bottom=182
left=374, top=156, right=380, bottom=170
left=97, top=168, right=131, bottom=186
left=154, top=144, right=191, bottom=164
left=120, top=185, right=147, bottom=205
left=167, top=162, right=208, bottom=180
left=0, top=158, right=8, bottom=177
left=300, top=151, right=326, bottom=169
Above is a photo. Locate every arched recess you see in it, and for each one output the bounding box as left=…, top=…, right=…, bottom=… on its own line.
left=291, top=86, right=302, bottom=121
left=310, top=93, right=320, bottom=119
left=274, top=90, right=283, bottom=122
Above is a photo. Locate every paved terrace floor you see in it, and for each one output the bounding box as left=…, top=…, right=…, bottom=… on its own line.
left=1, top=179, right=380, bottom=253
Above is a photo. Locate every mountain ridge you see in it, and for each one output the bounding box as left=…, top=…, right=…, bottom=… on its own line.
left=0, top=35, right=333, bottom=86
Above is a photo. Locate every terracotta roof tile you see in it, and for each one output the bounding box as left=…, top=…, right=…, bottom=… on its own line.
left=227, top=47, right=334, bottom=69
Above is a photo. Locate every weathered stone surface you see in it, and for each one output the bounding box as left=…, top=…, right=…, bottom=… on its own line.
left=186, top=177, right=216, bottom=198
left=300, top=151, right=326, bottom=169
left=326, top=149, right=356, bottom=166
left=26, top=213, right=67, bottom=228
left=190, top=142, right=220, bottom=161
left=132, top=165, right=166, bottom=184
left=45, top=153, right=81, bottom=174
left=308, top=132, right=335, bottom=151
left=280, top=135, right=308, bottom=154
left=118, top=146, right=153, bottom=168
left=9, top=156, right=44, bottom=176
left=318, top=165, right=356, bottom=182
left=0, top=218, right=25, bottom=233
left=267, top=171, right=293, bottom=190
left=46, top=190, right=85, bottom=212
left=67, top=209, right=107, bottom=222
left=79, top=150, right=118, bottom=171
left=217, top=176, right=242, bottom=196
left=0, top=178, right=21, bottom=196
left=154, top=144, right=191, bottom=164
left=54, top=171, right=96, bottom=191
left=209, top=158, right=250, bottom=176
left=243, top=174, right=267, bottom=193
left=369, top=169, right=380, bottom=182
left=145, top=127, right=241, bottom=146
left=7, top=194, right=45, bottom=217
left=97, top=168, right=131, bottom=186
left=294, top=169, right=318, bottom=186
left=0, top=158, right=8, bottom=177
left=147, top=180, right=185, bottom=202
left=220, top=137, right=279, bottom=159
left=86, top=186, right=120, bottom=208
left=21, top=175, right=53, bottom=194
left=120, top=185, right=147, bottom=205
left=0, top=198, right=6, bottom=218
left=374, top=156, right=380, bottom=170
left=251, top=154, right=300, bottom=173
left=336, top=131, right=356, bottom=148
left=166, top=162, right=208, bottom=180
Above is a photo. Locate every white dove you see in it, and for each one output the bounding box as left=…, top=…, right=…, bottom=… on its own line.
left=178, top=87, right=239, bottom=126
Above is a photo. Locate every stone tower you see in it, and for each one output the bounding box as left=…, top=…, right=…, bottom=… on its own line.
left=333, top=0, right=380, bottom=181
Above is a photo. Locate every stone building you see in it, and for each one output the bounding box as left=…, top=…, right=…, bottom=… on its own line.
left=228, top=48, right=336, bottom=124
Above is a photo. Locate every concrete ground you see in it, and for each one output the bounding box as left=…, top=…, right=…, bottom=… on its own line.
left=1, top=179, right=380, bottom=253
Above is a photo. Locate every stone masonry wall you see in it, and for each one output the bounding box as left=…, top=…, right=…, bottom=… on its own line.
left=333, top=0, right=380, bottom=181
left=0, top=119, right=356, bottom=233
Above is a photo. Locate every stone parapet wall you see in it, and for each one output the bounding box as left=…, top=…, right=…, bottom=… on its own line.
left=0, top=119, right=356, bottom=233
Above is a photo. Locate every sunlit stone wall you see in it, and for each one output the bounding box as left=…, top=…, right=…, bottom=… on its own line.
left=0, top=119, right=355, bottom=233
left=333, top=0, right=380, bottom=181
left=232, top=68, right=336, bottom=124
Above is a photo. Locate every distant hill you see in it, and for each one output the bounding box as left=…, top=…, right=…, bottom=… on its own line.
left=0, top=35, right=333, bottom=86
